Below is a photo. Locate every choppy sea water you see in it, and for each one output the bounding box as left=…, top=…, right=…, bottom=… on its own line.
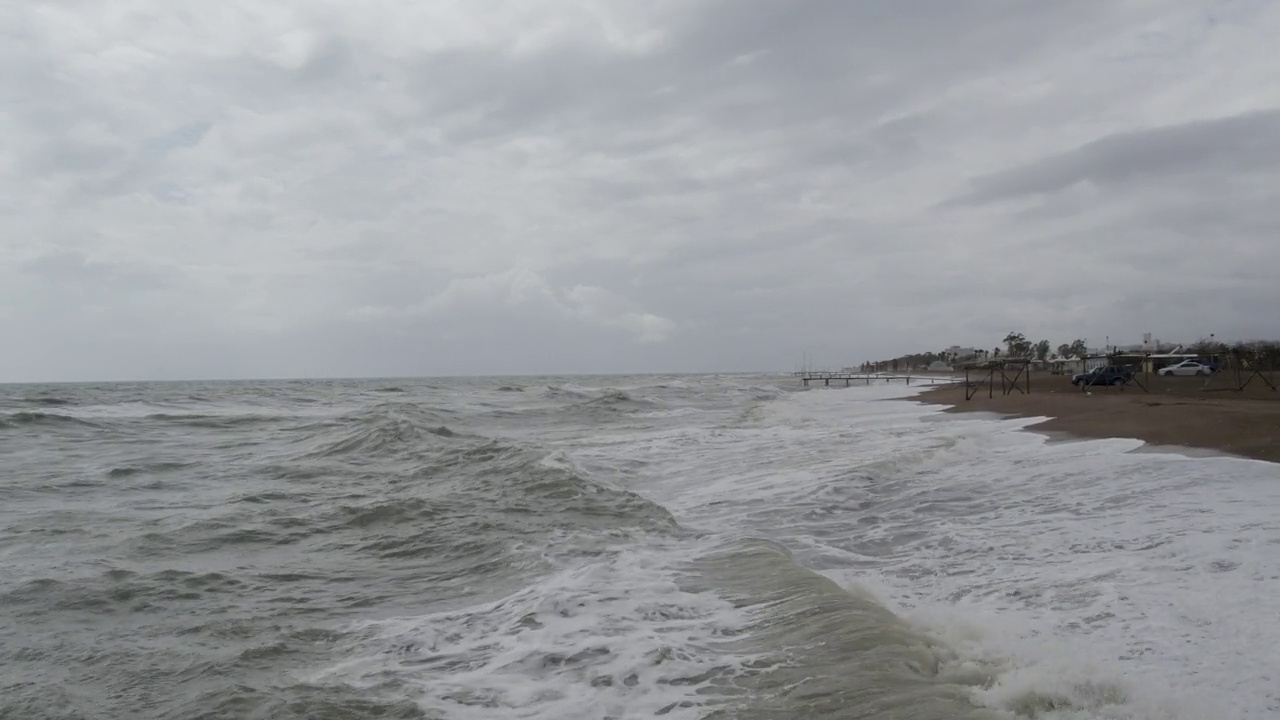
left=2, top=375, right=1277, bottom=719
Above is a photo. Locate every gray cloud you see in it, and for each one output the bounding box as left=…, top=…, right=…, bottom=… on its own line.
left=3, top=0, right=1280, bottom=381
left=956, top=110, right=1280, bottom=203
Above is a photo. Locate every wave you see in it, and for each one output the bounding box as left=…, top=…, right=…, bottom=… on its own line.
left=337, top=449, right=680, bottom=554
left=21, top=396, right=72, bottom=406
left=336, top=499, right=438, bottom=530
left=292, top=403, right=461, bottom=460
left=198, top=445, right=681, bottom=606
left=517, top=453, right=679, bottom=530
left=686, top=538, right=999, bottom=719
left=537, top=385, right=668, bottom=414
left=0, top=569, right=247, bottom=615
left=107, top=462, right=194, bottom=478
left=582, top=389, right=634, bottom=405
left=143, top=413, right=287, bottom=429
left=0, top=411, right=98, bottom=429
left=675, top=534, right=1141, bottom=719
left=127, top=520, right=309, bottom=558
left=743, top=383, right=789, bottom=400
left=542, top=384, right=592, bottom=399
left=574, top=390, right=661, bottom=413
left=233, top=490, right=295, bottom=504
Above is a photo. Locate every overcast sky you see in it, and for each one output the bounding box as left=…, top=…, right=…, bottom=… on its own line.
left=4, top=1, right=1279, bottom=381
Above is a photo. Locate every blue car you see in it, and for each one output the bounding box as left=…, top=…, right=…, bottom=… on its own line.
left=1071, top=365, right=1136, bottom=386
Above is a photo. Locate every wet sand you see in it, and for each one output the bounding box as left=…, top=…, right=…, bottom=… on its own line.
left=915, top=372, right=1280, bottom=464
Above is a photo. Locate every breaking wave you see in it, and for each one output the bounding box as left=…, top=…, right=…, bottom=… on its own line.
left=293, top=402, right=462, bottom=459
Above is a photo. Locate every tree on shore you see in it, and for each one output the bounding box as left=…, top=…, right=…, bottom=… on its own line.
left=1034, top=340, right=1051, bottom=361
left=1059, top=338, right=1090, bottom=356
left=1003, top=332, right=1031, bottom=357
left=1189, top=338, right=1227, bottom=355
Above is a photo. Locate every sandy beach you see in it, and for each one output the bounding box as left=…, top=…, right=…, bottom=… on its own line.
left=915, top=371, right=1280, bottom=464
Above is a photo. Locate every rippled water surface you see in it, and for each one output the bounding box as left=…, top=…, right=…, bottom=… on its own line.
left=2, top=375, right=1277, bottom=719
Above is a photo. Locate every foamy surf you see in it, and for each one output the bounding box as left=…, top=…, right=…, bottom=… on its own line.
left=543, top=382, right=1279, bottom=718
left=304, top=539, right=759, bottom=720
left=306, top=533, right=1009, bottom=720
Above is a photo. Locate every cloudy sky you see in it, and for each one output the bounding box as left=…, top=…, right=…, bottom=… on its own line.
left=4, top=1, right=1279, bottom=381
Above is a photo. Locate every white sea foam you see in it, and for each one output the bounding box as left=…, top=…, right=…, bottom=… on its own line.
left=306, top=537, right=759, bottom=719
left=592, top=383, right=1280, bottom=718
left=313, top=378, right=1279, bottom=718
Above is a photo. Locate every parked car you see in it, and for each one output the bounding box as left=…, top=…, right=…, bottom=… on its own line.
left=1193, top=357, right=1222, bottom=372
left=1071, top=365, right=1135, bottom=386
left=1158, top=360, right=1213, bottom=377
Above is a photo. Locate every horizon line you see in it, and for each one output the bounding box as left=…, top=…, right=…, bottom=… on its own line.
left=0, top=369, right=792, bottom=386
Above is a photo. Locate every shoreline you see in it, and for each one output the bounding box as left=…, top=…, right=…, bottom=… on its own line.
left=913, top=374, right=1280, bottom=464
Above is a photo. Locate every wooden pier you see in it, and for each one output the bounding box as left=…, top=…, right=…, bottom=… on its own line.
left=793, top=371, right=960, bottom=388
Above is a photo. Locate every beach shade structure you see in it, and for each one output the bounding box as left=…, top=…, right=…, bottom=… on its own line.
left=960, top=358, right=1032, bottom=401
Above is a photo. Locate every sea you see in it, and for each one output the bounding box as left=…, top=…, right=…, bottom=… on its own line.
left=1, top=374, right=1277, bottom=719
